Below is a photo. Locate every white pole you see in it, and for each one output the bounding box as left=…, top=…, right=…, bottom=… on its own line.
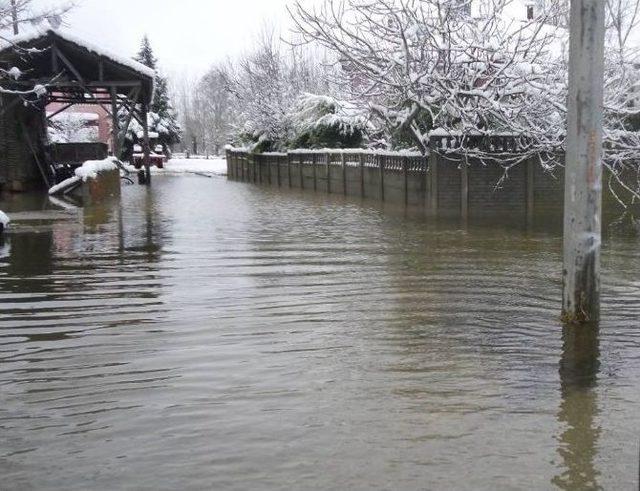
left=562, top=0, right=606, bottom=323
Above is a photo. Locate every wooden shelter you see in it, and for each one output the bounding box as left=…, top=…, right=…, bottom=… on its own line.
left=0, top=28, right=155, bottom=191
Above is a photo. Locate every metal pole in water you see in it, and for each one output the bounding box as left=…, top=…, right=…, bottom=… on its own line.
left=562, top=0, right=606, bottom=324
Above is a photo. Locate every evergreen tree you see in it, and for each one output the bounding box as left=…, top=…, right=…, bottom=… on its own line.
left=130, top=35, right=181, bottom=151
left=135, top=35, right=156, bottom=70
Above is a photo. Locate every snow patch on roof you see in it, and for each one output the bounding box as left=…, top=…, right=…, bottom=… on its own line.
left=2, top=27, right=155, bottom=79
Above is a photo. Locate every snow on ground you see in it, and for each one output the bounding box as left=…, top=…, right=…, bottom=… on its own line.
left=125, top=158, right=228, bottom=176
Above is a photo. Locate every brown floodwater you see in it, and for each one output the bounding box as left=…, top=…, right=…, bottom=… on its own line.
left=0, top=176, right=638, bottom=490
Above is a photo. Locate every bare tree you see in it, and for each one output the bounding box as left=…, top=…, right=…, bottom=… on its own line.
left=193, top=66, right=236, bottom=154
left=219, top=24, right=337, bottom=150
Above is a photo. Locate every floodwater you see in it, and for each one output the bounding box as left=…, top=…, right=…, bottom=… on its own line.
left=0, top=176, right=638, bottom=491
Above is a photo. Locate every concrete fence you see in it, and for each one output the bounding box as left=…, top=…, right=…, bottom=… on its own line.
left=225, top=147, right=572, bottom=220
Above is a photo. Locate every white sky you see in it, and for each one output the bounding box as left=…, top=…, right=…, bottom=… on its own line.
left=40, top=0, right=297, bottom=78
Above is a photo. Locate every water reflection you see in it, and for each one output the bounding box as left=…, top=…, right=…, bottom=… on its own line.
left=553, top=325, right=601, bottom=490
left=0, top=233, right=9, bottom=260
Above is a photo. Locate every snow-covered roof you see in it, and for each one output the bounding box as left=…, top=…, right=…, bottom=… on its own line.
left=1, top=27, right=155, bottom=79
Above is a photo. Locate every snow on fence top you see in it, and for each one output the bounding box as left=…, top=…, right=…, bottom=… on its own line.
left=48, top=157, right=119, bottom=195
left=2, top=27, right=155, bottom=79
left=226, top=147, right=424, bottom=158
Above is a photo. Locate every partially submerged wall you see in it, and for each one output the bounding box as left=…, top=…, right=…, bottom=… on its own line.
left=226, top=149, right=635, bottom=221
left=79, top=168, right=120, bottom=204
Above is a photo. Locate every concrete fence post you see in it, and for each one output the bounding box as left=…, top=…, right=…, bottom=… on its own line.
left=424, top=155, right=429, bottom=209
left=287, top=153, right=292, bottom=188
left=254, top=154, right=258, bottom=184
left=276, top=155, right=281, bottom=187
left=341, top=153, right=347, bottom=196
left=461, top=161, right=469, bottom=220
left=403, top=156, right=409, bottom=206
left=379, top=154, right=385, bottom=202
left=526, top=158, right=535, bottom=226
left=300, top=155, right=304, bottom=189
left=429, top=152, right=439, bottom=215
left=360, top=153, right=365, bottom=198
left=313, top=154, right=317, bottom=191
left=326, top=153, right=331, bottom=194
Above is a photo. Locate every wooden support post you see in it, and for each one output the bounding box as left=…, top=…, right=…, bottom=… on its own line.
left=287, top=153, right=292, bottom=187
left=141, top=103, right=151, bottom=185
left=342, top=153, right=347, bottom=196
left=110, top=86, right=120, bottom=159
left=312, top=154, right=318, bottom=191
left=429, top=153, right=439, bottom=215
left=461, top=162, right=469, bottom=219
left=403, top=156, right=409, bottom=206
left=562, top=0, right=605, bottom=323
left=326, top=153, right=331, bottom=194
left=379, top=154, right=385, bottom=201
left=360, top=153, right=365, bottom=198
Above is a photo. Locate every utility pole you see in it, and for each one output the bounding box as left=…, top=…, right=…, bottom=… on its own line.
left=10, top=0, right=19, bottom=35
left=562, top=0, right=606, bottom=323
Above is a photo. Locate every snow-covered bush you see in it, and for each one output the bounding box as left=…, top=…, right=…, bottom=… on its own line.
left=287, top=93, right=368, bottom=148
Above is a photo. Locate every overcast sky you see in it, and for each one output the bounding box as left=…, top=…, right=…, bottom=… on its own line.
left=48, top=0, right=296, bottom=78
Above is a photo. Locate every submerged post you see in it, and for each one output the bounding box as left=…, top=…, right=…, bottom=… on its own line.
left=562, top=0, right=605, bottom=323
left=141, top=103, right=151, bottom=185
left=110, top=87, right=120, bottom=159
